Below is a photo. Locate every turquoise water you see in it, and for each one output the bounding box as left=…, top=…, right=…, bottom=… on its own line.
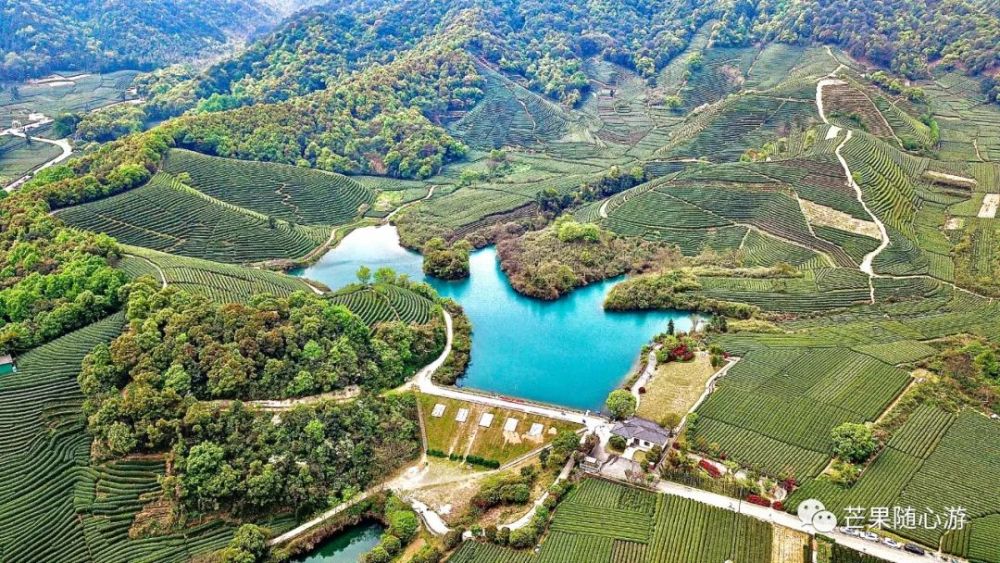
left=298, top=226, right=695, bottom=411
left=295, top=522, right=384, bottom=562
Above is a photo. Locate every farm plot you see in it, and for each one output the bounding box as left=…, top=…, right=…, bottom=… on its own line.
left=452, top=478, right=791, bottom=562
left=0, top=314, right=125, bottom=563
left=449, top=541, right=535, bottom=563
left=822, top=81, right=893, bottom=138
left=0, top=133, right=61, bottom=185
left=789, top=408, right=1000, bottom=557
left=694, top=271, right=871, bottom=313
left=693, top=347, right=910, bottom=477
left=647, top=494, right=772, bottom=563
left=117, top=245, right=312, bottom=303
left=162, top=149, right=374, bottom=225
left=329, top=284, right=437, bottom=325
left=58, top=172, right=326, bottom=264
left=0, top=70, right=139, bottom=125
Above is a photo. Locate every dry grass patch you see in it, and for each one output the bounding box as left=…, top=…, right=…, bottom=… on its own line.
left=636, top=352, right=716, bottom=426
left=418, top=394, right=580, bottom=465
left=800, top=199, right=881, bottom=240
left=771, top=524, right=810, bottom=563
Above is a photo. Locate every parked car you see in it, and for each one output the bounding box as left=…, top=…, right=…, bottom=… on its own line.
left=881, top=537, right=901, bottom=548
left=904, top=543, right=926, bottom=555
left=839, top=526, right=860, bottom=536
left=861, top=531, right=880, bottom=542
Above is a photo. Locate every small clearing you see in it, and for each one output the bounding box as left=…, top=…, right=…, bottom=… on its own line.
left=944, top=217, right=964, bottom=230
left=800, top=198, right=882, bottom=239
left=825, top=125, right=841, bottom=140
left=978, top=194, right=999, bottom=219
left=636, top=352, right=716, bottom=426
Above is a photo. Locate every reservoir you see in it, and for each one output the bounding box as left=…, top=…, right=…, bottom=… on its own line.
left=297, top=225, right=694, bottom=410
left=294, top=522, right=383, bottom=563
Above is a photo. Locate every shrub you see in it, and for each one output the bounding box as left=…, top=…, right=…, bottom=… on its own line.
left=609, top=435, right=627, bottom=451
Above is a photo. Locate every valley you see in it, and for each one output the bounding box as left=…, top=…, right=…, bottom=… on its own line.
left=1, top=1, right=999, bottom=563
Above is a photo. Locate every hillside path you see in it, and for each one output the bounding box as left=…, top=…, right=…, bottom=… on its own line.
left=2, top=126, right=72, bottom=192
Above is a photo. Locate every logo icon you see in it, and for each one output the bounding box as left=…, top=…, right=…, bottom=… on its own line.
left=797, top=499, right=838, bottom=532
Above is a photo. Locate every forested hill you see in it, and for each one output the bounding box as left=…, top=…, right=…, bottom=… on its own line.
left=0, top=0, right=291, bottom=79
left=163, top=0, right=1000, bottom=112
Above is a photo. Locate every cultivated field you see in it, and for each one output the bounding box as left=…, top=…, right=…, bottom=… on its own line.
left=58, top=172, right=328, bottom=264
left=162, top=149, right=374, bottom=225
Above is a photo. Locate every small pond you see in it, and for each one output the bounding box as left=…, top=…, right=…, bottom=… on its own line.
left=294, top=521, right=384, bottom=563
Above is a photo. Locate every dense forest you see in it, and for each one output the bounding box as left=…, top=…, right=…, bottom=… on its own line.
left=0, top=0, right=280, bottom=79
left=147, top=0, right=1000, bottom=116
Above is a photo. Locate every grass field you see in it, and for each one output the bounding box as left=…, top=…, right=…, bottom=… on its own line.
left=418, top=394, right=580, bottom=466
left=636, top=353, right=716, bottom=427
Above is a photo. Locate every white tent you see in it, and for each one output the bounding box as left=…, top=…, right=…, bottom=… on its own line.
left=528, top=423, right=544, bottom=437
left=431, top=403, right=446, bottom=418
left=455, top=408, right=469, bottom=423
left=479, top=413, right=494, bottom=428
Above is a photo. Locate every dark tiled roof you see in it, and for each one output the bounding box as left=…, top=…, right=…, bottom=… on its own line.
left=611, top=416, right=669, bottom=444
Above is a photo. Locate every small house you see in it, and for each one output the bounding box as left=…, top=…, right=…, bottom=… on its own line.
left=610, top=416, right=670, bottom=451
left=0, top=354, right=16, bottom=376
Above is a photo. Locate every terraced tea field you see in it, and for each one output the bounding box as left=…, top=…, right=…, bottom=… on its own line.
left=162, top=149, right=374, bottom=225
left=790, top=408, right=1000, bottom=558
left=0, top=314, right=240, bottom=562
left=58, top=172, right=327, bottom=264
left=449, top=479, right=780, bottom=562
left=330, top=283, right=437, bottom=325
left=692, top=348, right=911, bottom=477
left=117, top=245, right=313, bottom=302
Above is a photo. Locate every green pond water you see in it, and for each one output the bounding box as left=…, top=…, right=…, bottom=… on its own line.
left=296, top=225, right=694, bottom=411
left=294, top=522, right=384, bottom=562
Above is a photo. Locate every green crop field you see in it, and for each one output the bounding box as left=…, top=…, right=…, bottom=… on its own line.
left=117, top=245, right=313, bottom=303
left=692, top=348, right=911, bottom=478
left=0, top=70, right=139, bottom=125
left=329, top=283, right=437, bottom=325
left=162, top=149, right=374, bottom=225
left=451, top=479, right=776, bottom=562
left=58, top=172, right=328, bottom=264
left=0, top=133, right=61, bottom=184
left=0, top=314, right=237, bottom=562
left=790, top=408, right=1000, bottom=558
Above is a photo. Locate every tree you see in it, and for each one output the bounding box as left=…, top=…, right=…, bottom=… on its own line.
left=356, top=266, right=372, bottom=285
left=667, top=319, right=675, bottom=335
left=605, top=389, right=637, bottom=420
left=831, top=422, right=877, bottom=463
left=219, top=524, right=267, bottom=563
left=388, top=509, right=419, bottom=542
